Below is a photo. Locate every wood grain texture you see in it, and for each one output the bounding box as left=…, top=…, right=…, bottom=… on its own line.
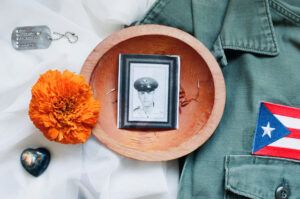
left=80, top=25, right=226, bottom=161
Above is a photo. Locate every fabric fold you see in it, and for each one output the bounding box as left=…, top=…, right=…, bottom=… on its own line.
left=0, top=0, right=179, bottom=198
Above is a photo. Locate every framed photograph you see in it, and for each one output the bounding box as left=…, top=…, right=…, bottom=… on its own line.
left=117, top=54, right=180, bottom=129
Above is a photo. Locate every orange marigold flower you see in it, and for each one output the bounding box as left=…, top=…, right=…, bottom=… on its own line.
left=29, top=70, right=100, bottom=144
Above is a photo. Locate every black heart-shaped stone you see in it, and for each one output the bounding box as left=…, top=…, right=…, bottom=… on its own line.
left=20, top=148, right=51, bottom=177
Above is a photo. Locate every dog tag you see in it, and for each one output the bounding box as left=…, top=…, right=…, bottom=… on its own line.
left=11, top=26, right=52, bottom=50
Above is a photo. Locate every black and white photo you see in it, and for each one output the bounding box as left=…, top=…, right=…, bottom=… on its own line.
left=118, top=54, right=180, bottom=129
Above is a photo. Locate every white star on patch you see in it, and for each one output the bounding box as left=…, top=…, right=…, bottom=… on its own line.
left=261, top=122, right=275, bottom=138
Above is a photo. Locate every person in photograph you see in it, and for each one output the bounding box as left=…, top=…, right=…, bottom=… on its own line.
left=133, top=77, right=163, bottom=119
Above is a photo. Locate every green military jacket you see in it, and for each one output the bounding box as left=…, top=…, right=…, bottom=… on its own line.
left=140, top=0, right=300, bottom=198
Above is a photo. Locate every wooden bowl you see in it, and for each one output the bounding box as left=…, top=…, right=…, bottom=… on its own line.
left=80, top=25, right=225, bottom=161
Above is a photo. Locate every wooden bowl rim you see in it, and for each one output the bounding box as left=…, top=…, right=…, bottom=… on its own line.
left=80, top=24, right=226, bottom=161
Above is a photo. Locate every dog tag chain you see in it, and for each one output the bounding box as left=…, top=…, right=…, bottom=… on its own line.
left=11, top=26, right=78, bottom=50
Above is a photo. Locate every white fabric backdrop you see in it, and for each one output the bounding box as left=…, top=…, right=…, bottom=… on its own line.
left=0, top=0, right=179, bottom=198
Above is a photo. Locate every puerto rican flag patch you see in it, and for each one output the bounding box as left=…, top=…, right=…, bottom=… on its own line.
left=252, top=102, right=300, bottom=160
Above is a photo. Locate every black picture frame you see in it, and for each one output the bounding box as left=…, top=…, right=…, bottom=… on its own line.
left=117, top=54, right=180, bottom=129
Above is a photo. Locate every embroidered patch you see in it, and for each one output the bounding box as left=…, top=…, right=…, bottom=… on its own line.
left=252, top=102, right=300, bottom=160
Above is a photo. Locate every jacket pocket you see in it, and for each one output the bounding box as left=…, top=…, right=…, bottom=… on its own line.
left=225, top=155, right=300, bottom=199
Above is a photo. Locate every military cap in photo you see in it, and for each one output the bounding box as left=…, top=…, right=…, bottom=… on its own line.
left=134, top=77, right=158, bottom=92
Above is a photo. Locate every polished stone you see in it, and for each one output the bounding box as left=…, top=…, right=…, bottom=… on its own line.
left=20, top=148, right=50, bottom=177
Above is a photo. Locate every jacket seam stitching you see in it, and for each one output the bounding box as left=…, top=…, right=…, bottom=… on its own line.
left=221, top=45, right=278, bottom=55
left=263, top=0, right=279, bottom=53
left=270, top=0, right=300, bottom=25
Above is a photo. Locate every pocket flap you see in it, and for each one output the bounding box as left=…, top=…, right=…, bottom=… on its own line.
left=225, top=155, right=300, bottom=199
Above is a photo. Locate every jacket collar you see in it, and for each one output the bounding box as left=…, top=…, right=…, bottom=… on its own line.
left=213, top=0, right=279, bottom=65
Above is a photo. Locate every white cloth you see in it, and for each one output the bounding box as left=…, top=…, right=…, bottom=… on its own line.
left=0, top=0, right=179, bottom=198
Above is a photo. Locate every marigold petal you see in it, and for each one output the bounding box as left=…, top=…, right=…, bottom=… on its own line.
left=48, top=128, right=59, bottom=140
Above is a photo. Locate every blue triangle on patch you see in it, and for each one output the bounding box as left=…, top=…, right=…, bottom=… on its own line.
left=252, top=103, right=291, bottom=153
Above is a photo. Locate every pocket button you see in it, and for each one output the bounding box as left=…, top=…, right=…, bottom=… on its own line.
left=275, top=184, right=290, bottom=199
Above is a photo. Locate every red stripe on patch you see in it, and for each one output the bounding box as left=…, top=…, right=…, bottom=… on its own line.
left=263, top=102, right=300, bottom=119
left=286, top=128, right=300, bottom=139
left=254, top=146, right=300, bottom=160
